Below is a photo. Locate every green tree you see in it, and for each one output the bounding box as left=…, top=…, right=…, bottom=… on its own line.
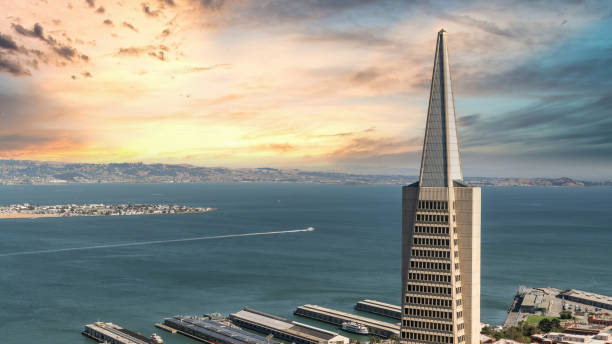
left=560, top=311, right=572, bottom=319
left=481, top=326, right=494, bottom=335
left=538, top=319, right=553, bottom=332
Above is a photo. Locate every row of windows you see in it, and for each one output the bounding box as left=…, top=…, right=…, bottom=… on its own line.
left=403, top=320, right=453, bottom=332
left=413, top=237, right=450, bottom=247
left=456, top=299, right=462, bottom=306
left=458, top=335, right=465, bottom=343
left=406, top=284, right=452, bottom=295
left=414, top=226, right=450, bottom=235
left=401, top=331, right=454, bottom=343
left=416, top=214, right=449, bottom=223
left=455, top=275, right=461, bottom=282
left=405, top=307, right=453, bottom=319
left=410, top=261, right=451, bottom=271
left=457, top=311, right=463, bottom=319
left=418, top=200, right=448, bottom=211
left=456, top=287, right=462, bottom=294
left=408, top=272, right=451, bottom=283
left=457, top=323, right=464, bottom=330
left=405, top=296, right=453, bottom=307
left=411, top=249, right=450, bottom=259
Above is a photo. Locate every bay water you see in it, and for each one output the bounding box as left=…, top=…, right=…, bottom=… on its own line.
left=0, top=184, right=610, bottom=342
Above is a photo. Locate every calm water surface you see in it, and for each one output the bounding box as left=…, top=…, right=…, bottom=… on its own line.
left=0, top=184, right=610, bottom=343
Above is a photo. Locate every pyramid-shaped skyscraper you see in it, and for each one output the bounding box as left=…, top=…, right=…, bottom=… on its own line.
left=401, top=30, right=481, bottom=344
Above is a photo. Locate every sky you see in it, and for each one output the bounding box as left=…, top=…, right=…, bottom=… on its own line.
left=1, top=0, right=612, bottom=179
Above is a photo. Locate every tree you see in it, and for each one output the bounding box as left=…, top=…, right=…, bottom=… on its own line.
left=481, top=326, right=494, bottom=335
left=560, top=311, right=572, bottom=319
left=538, top=319, right=553, bottom=333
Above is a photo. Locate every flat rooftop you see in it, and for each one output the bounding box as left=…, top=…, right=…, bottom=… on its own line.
left=296, top=304, right=400, bottom=332
left=231, top=308, right=343, bottom=341
left=165, top=316, right=276, bottom=344
left=84, top=322, right=155, bottom=344
left=357, top=299, right=401, bottom=312
left=561, top=290, right=612, bottom=306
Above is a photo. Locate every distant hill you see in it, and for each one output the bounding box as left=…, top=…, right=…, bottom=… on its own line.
left=0, top=160, right=609, bottom=186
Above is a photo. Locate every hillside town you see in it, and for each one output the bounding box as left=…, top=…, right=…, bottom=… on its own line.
left=0, top=160, right=609, bottom=186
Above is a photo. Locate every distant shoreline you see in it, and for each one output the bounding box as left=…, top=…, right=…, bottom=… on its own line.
left=0, top=160, right=610, bottom=187
left=0, top=203, right=216, bottom=220
left=1, top=181, right=611, bottom=187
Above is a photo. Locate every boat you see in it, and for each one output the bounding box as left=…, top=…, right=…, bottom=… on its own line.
left=150, top=333, right=164, bottom=344
left=341, top=321, right=368, bottom=335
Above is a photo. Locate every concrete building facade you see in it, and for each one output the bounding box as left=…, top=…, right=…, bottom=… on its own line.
left=401, top=29, right=481, bottom=344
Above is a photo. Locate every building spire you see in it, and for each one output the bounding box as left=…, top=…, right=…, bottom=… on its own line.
left=418, top=29, right=463, bottom=187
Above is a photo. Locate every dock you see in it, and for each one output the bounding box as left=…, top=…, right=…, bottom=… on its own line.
left=354, top=300, right=401, bottom=320
left=82, top=322, right=158, bottom=344
left=294, top=304, right=400, bottom=338
left=230, top=307, right=349, bottom=344
left=155, top=323, right=177, bottom=333
left=164, top=315, right=278, bottom=344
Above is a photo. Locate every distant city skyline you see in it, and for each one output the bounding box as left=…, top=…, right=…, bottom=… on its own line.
left=1, top=1, right=612, bottom=179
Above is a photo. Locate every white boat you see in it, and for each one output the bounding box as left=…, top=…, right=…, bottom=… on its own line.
left=150, top=333, right=164, bottom=344
left=341, top=321, right=368, bottom=335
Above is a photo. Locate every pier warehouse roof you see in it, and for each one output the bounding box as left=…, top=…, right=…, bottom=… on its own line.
left=561, top=290, right=612, bottom=311
left=164, top=316, right=277, bottom=344
left=230, top=307, right=349, bottom=344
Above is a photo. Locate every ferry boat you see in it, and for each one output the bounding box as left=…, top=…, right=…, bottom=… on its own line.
left=341, top=321, right=368, bottom=335
left=150, top=333, right=164, bottom=344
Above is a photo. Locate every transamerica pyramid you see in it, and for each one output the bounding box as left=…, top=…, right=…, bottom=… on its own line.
left=401, top=29, right=481, bottom=344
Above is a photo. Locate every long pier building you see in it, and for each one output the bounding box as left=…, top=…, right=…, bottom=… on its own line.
left=230, top=307, right=349, bottom=344
left=163, top=315, right=277, bottom=344
left=355, top=299, right=402, bottom=320
left=82, top=322, right=159, bottom=344
left=294, top=304, right=400, bottom=338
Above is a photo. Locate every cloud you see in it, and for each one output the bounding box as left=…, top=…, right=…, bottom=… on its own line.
left=11, top=22, right=88, bottom=65
left=53, top=45, right=75, bottom=60
left=0, top=56, right=31, bottom=76
left=116, top=45, right=169, bottom=61
left=122, top=22, right=139, bottom=32
left=103, top=19, right=113, bottom=26
left=0, top=89, right=86, bottom=156
left=0, top=34, right=19, bottom=51
left=12, top=23, right=46, bottom=42
left=95, top=6, right=105, bottom=13
left=142, top=3, right=161, bottom=17
left=85, top=0, right=95, bottom=8
left=252, top=143, right=295, bottom=153
left=186, top=63, right=229, bottom=72
left=459, top=93, right=612, bottom=161
left=82, top=71, right=92, bottom=78
left=198, top=0, right=225, bottom=10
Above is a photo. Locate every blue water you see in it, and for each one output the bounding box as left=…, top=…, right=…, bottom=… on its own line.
left=0, top=184, right=610, bottom=343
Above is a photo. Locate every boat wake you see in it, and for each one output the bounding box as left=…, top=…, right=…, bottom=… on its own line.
left=0, top=227, right=315, bottom=258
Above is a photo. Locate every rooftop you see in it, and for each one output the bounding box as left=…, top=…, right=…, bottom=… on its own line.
left=561, top=290, right=612, bottom=306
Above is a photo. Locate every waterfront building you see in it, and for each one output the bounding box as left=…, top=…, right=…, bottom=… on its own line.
left=531, top=332, right=612, bottom=344
left=163, top=315, right=279, bottom=344
left=560, top=290, right=612, bottom=311
left=231, top=307, right=349, bottom=344
left=82, top=322, right=159, bottom=344
left=355, top=299, right=402, bottom=320
left=401, top=29, right=481, bottom=344
left=590, top=314, right=612, bottom=326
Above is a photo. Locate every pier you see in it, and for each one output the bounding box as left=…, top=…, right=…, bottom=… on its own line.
left=82, top=322, right=158, bottom=344
left=294, top=304, right=400, bottom=338
left=164, top=315, right=277, bottom=344
left=354, top=300, right=401, bottom=320
left=230, top=307, right=349, bottom=344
